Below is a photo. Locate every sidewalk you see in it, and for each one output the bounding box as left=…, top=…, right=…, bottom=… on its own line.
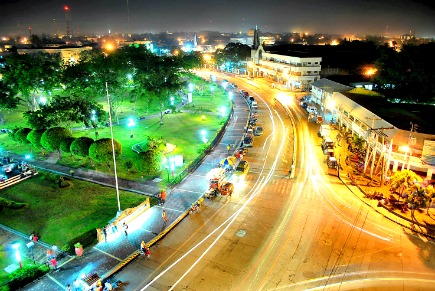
left=320, top=118, right=435, bottom=239
left=4, top=86, right=251, bottom=290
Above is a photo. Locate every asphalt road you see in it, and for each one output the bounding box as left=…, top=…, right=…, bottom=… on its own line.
left=114, top=72, right=435, bottom=291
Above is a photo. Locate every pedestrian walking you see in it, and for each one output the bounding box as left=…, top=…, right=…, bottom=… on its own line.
left=50, top=257, right=58, bottom=271
left=161, top=190, right=167, bottom=204
left=123, top=222, right=128, bottom=237
left=227, top=144, right=231, bottom=154
left=47, top=249, right=53, bottom=261
left=157, top=192, right=162, bottom=205
left=52, top=245, right=59, bottom=258
left=162, top=210, right=168, bottom=224
left=67, top=284, right=72, bottom=291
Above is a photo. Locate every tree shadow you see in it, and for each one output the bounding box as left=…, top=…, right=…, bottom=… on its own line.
left=403, top=230, right=435, bottom=269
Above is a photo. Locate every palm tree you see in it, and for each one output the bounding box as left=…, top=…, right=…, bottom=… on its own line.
left=425, top=185, right=435, bottom=215
left=407, top=184, right=427, bottom=222
left=389, top=169, right=423, bottom=200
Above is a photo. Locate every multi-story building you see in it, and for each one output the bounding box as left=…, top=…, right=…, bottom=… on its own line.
left=251, top=28, right=322, bottom=90
left=17, top=44, right=92, bottom=64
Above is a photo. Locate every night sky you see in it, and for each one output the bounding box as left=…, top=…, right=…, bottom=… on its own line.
left=1, top=0, right=434, bottom=37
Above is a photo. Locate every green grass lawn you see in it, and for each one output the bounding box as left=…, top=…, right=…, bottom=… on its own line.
left=0, top=77, right=231, bottom=186
left=0, top=173, right=150, bottom=246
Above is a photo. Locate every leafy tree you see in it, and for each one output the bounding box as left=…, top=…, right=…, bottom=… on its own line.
left=0, top=52, right=62, bottom=110
left=389, top=169, right=423, bottom=198
left=124, top=160, right=134, bottom=173
left=425, top=185, right=435, bottom=215
left=0, top=81, right=19, bottom=110
left=40, top=127, right=72, bottom=152
left=406, top=184, right=428, bottom=221
left=27, top=129, right=45, bottom=149
left=14, top=128, right=32, bottom=144
left=135, top=149, right=165, bottom=175
left=89, top=138, right=122, bottom=162
left=70, top=137, right=94, bottom=157
left=214, top=43, right=251, bottom=68
left=24, top=97, right=106, bottom=130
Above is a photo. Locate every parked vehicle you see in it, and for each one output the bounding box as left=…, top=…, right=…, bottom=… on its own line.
left=243, top=133, right=254, bottom=147
left=254, top=126, right=263, bottom=136
left=318, top=124, right=330, bottom=137
left=234, top=160, right=250, bottom=181
left=321, top=136, right=334, bottom=151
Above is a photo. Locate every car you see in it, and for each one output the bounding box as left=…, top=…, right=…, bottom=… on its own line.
left=254, top=126, right=263, bottom=136
left=234, top=160, right=250, bottom=180
left=164, top=109, right=172, bottom=114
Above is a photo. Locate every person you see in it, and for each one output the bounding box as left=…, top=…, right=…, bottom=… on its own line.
left=33, top=234, right=39, bottom=242
left=52, top=245, right=59, bottom=258
left=67, top=284, right=72, bottom=291
left=102, top=226, right=107, bottom=242
left=162, top=210, right=168, bottom=224
left=161, top=189, right=167, bottom=204
left=29, top=233, right=34, bottom=241
left=103, top=281, right=113, bottom=291
left=123, top=222, right=128, bottom=237
left=227, top=144, right=231, bottom=154
left=140, top=241, right=150, bottom=258
left=157, top=192, right=162, bottom=205
left=50, top=257, right=58, bottom=271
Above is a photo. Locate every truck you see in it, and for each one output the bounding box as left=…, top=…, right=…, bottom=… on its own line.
left=204, top=168, right=234, bottom=198
left=318, top=124, right=330, bottom=138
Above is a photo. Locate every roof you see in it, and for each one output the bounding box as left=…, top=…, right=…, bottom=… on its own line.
left=311, top=78, right=352, bottom=94
left=262, top=45, right=319, bottom=58
left=337, top=92, right=435, bottom=134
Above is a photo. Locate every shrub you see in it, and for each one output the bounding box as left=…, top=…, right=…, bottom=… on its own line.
left=40, top=127, right=72, bottom=152
left=60, top=137, right=76, bottom=154
left=14, top=128, right=32, bottom=144
left=27, top=129, right=45, bottom=149
left=89, top=138, right=122, bottom=162
left=61, top=229, right=97, bottom=255
left=70, top=136, right=94, bottom=157
left=135, top=149, right=165, bottom=175
left=7, top=264, right=49, bottom=290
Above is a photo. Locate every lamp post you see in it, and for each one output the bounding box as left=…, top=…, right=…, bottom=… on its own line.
left=220, top=107, right=226, bottom=118
left=228, top=91, right=233, bottom=101
left=170, top=96, right=175, bottom=106
left=165, top=165, right=170, bottom=182
left=128, top=117, right=136, bottom=138
left=201, top=130, right=207, bottom=144
left=12, top=242, right=22, bottom=269
left=210, top=86, right=215, bottom=98
left=106, top=82, right=121, bottom=215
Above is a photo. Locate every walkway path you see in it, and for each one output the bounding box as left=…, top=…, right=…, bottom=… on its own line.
left=1, top=85, right=250, bottom=290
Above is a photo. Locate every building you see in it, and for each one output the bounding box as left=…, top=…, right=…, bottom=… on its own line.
left=251, top=28, right=322, bottom=91
left=310, top=78, right=352, bottom=114
left=328, top=90, right=435, bottom=180
left=17, top=44, right=92, bottom=64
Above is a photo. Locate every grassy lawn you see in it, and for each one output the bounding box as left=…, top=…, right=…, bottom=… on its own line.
left=0, top=173, right=150, bottom=247
left=0, top=76, right=231, bottom=186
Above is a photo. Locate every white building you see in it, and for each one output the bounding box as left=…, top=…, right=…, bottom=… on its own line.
left=251, top=44, right=322, bottom=90
left=17, top=45, right=92, bottom=64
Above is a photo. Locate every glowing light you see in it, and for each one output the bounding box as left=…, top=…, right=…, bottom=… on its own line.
left=331, top=40, right=339, bottom=46
left=364, top=67, right=377, bottom=76
left=64, top=5, right=69, bottom=11
left=399, top=145, right=410, bottom=153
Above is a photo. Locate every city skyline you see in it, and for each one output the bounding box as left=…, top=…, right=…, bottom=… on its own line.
left=1, top=0, right=435, bottom=37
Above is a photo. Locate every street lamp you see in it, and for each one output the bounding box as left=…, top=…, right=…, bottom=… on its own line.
left=188, top=83, right=194, bottom=92
left=170, top=96, right=175, bottom=106
left=228, top=92, right=233, bottom=101
left=201, top=130, right=207, bottom=144
left=220, top=107, right=226, bottom=118
left=128, top=117, right=136, bottom=138
left=12, top=242, right=22, bottom=269
left=399, top=145, right=411, bottom=170
left=165, top=165, right=170, bottom=182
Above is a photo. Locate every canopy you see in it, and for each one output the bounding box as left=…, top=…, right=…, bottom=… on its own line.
left=220, top=156, right=237, bottom=167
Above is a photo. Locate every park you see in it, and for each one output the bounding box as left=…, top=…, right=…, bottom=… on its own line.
left=0, top=46, right=234, bottom=289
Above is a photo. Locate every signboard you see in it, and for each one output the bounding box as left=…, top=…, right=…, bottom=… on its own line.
left=422, top=140, right=435, bottom=166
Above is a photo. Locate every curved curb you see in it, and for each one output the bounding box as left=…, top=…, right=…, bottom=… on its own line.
left=338, top=175, right=435, bottom=239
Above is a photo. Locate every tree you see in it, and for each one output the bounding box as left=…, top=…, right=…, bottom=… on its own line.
left=135, top=149, right=165, bottom=175
left=0, top=52, right=62, bottom=110
left=89, top=138, right=122, bottom=162
left=24, top=97, right=106, bottom=130
left=425, top=185, right=435, bottom=215
left=70, top=137, right=94, bottom=158
left=124, top=160, right=134, bottom=173
left=27, top=129, right=45, bottom=149
left=214, top=43, right=251, bottom=69
left=406, top=184, right=428, bottom=222
left=40, top=127, right=72, bottom=152
left=389, top=169, right=423, bottom=198
left=14, top=128, right=32, bottom=144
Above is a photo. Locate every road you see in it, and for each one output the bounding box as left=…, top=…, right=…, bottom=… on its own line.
left=114, top=72, right=435, bottom=291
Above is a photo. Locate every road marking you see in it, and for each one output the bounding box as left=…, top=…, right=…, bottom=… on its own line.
left=94, top=247, right=122, bottom=261
left=47, top=274, right=67, bottom=290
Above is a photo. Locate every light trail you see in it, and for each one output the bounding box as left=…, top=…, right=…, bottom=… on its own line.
left=140, top=85, right=288, bottom=290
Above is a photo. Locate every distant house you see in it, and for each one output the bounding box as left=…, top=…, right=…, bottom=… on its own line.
left=17, top=44, right=92, bottom=64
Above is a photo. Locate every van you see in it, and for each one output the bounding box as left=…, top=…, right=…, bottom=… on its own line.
left=321, top=137, right=334, bottom=150
left=307, top=105, right=317, bottom=115
left=319, top=125, right=330, bottom=137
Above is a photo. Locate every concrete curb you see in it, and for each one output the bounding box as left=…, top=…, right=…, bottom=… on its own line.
left=338, top=175, right=435, bottom=239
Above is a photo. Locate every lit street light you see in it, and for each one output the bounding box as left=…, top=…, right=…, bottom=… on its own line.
left=170, top=96, right=175, bottom=106
left=201, top=130, right=207, bottom=144
left=228, top=92, right=233, bottom=101
left=12, top=242, right=22, bottom=269
left=220, top=107, right=226, bottom=118
left=188, top=83, right=194, bottom=92
left=128, top=117, right=136, bottom=138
